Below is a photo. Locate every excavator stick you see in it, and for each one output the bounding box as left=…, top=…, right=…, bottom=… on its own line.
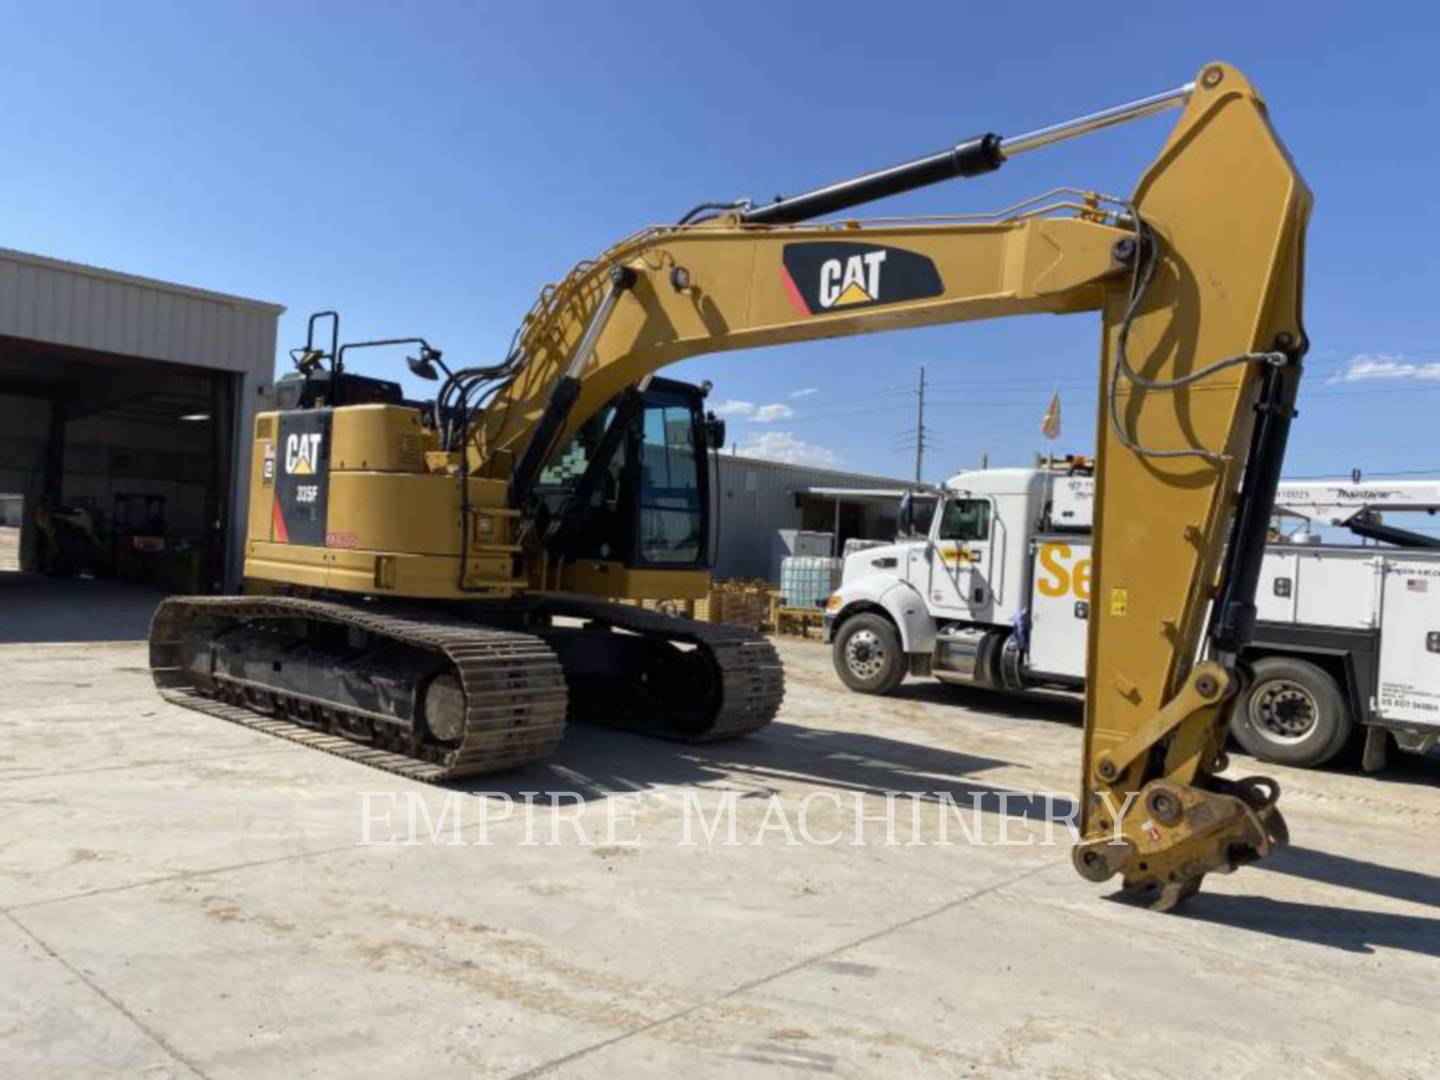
left=1074, top=63, right=1310, bottom=905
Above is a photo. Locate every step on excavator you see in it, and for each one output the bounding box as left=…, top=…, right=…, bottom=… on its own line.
left=150, top=62, right=1309, bottom=908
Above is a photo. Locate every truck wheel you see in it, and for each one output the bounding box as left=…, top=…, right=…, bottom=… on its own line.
left=833, top=613, right=906, bottom=695
left=1229, top=656, right=1352, bottom=768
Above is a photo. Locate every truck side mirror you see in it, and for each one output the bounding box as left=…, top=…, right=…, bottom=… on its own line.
left=898, top=492, right=915, bottom=537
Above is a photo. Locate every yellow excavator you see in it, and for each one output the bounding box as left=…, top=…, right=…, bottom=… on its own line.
left=150, top=62, right=1308, bottom=908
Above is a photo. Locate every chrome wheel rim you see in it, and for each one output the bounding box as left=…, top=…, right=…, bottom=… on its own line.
left=845, top=629, right=887, bottom=680
left=1248, top=678, right=1319, bottom=743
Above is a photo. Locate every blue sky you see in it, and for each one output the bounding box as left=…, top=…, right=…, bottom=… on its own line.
left=4, top=1, right=1438, bottom=483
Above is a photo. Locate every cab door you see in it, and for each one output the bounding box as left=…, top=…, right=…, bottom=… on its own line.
left=926, top=497, right=995, bottom=620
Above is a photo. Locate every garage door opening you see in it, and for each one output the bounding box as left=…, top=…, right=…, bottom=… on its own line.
left=0, top=247, right=281, bottom=644
left=0, top=337, right=237, bottom=642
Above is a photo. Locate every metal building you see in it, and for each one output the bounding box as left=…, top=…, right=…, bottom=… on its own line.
left=712, top=453, right=916, bottom=581
left=0, top=247, right=283, bottom=593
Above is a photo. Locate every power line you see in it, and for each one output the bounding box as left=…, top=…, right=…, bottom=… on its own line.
left=737, top=364, right=1440, bottom=419
left=715, top=362, right=1440, bottom=435
left=1285, top=466, right=1440, bottom=480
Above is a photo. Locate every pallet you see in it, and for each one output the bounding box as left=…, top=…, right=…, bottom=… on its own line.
left=772, top=601, right=826, bottom=638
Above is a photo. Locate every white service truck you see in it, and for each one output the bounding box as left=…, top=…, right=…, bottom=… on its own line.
left=824, top=468, right=1440, bottom=770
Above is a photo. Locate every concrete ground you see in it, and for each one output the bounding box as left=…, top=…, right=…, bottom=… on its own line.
left=1, top=579, right=1438, bottom=1078
left=0, top=527, right=167, bottom=641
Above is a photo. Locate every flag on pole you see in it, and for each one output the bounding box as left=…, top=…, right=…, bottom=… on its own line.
left=1040, top=389, right=1061, bottom=440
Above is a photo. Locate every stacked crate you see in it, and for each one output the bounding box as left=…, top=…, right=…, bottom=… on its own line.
left=694, top=580, right=772, bottom=631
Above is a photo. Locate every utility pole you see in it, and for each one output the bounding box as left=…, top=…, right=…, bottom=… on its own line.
left=914, top=365, right=926, bottom=483
left=896, top=367, right=936, bottom=482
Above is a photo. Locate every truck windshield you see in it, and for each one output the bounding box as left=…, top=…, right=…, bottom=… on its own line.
left=938, top=498, right=991, bottom=542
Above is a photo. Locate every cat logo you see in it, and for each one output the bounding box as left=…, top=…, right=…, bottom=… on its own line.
left=820, top=250, right=887, bottom=308
left=781, top=242, right=943, bottom=316
left=284, top=432, right=323, bottom=476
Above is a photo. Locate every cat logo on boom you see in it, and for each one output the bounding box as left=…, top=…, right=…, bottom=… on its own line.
left=820, top=250, right=887, bottom=308
left=781, top=241, right=944, bottom=316
left=284, top=432, right=323, bottom=476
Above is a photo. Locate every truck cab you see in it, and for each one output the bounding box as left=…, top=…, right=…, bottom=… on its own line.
left=825, top=467, right=1062, bottom=694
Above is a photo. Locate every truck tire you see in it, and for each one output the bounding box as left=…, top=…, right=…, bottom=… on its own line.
left=1229, top=656, right=1352, bottom=768
left=833, top=613, right=906, bottom=695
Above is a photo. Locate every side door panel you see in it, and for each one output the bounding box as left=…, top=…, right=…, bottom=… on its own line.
left=1376, top=557, right=1440, bottom=729
left=926, top=498, right=994, bottom=621
left=1028, top=538, right=1091, bottom=679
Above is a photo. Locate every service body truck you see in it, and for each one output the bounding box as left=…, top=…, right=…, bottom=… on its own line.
left=824, top=468, right=1440, bottom=769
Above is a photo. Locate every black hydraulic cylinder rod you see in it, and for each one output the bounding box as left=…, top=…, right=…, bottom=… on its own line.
left=1210, top=353, right=1304, bottom=657
left=735, top=81, right=1197, bottom=226
left=740, top=134, right=1004, bottom=226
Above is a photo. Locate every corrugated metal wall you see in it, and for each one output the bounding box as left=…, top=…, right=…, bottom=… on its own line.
left=0, top=249, right=280, bottom=375
left=712, top=454, right=909, bottom=581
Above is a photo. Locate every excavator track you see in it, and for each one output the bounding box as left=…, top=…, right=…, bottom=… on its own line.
left=528, top=594, right=785, bottom=742
left=148, top=593, right=784, bottom=782
left=149, top=595, right=568, bottom=782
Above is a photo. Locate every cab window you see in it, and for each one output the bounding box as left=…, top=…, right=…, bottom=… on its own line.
left=937, top=498, right=990, bottom=542
left=537, top=406, right=614, bottom=490
left=637, top=401, right=702, bottom=564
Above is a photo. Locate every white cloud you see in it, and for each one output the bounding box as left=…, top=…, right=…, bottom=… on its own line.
left=790, top=387, right=819, bottom=399
left=734, top=430, right=842, bottom=468
left=1328, top=353, right=1440, bottom=384
left=711, top=399, right=756, bottom=417
left=751, top=403, right=795, bottom=423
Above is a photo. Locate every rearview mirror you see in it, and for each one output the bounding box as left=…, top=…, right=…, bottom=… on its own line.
left=407, top=350, right=441, bottom=381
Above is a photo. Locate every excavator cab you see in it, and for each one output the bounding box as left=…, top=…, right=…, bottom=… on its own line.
left=534, top=377, right=718, bottom=573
